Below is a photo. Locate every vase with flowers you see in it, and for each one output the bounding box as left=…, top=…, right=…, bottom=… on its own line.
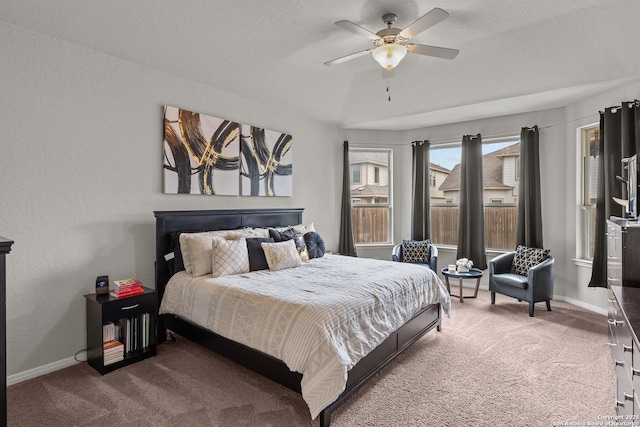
left=456, top=258, right=473, bottom=273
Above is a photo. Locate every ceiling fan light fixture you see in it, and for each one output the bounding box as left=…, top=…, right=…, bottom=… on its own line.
left=372, top=43, right=407, bottom=70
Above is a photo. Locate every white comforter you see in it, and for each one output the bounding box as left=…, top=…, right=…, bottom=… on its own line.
left=159, top=254, right=450, bottom=419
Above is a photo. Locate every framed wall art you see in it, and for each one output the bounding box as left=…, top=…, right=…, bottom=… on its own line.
left=163, top=105, right=292, bottom=197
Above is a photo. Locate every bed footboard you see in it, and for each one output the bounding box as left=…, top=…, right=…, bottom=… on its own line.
left=319, top=303, right=441, bottom=427
left=160, top=303, right=441, bottom=427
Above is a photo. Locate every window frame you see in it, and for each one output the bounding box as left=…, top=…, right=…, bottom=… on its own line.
left=576, top=122, right=600, bottom=261
left=352, top=164, right=361, bottom=184
left=349, top=147, right=393, bottom=246
left=429, top=136, right=520, bottom=251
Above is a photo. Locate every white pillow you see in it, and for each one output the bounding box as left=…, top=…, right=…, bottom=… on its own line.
left=261, top=240, right=304, bottom=271
left=212, top=238, right=250, bottom=278
left=291, top=222, right=315, bottom=234
left=180, top=231, right=227, bottom=276
left=274, top=223, right=315, bottom=234
left=225, top=228, right=270, bottom=240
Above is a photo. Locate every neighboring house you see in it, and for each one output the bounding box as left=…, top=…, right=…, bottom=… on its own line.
left=429, top=163, right=451, bottom=203
left=350, top=152, right=389, bottom=204
left=438, top=143, right=520, bottom=204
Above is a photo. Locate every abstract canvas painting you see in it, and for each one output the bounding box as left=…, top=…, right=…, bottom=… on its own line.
left=240, top=124, right=292, bottom=197
left=163, top=106, right=293, bottom=196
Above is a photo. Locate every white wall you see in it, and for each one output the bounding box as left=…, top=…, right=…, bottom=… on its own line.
left=0, top=22, right=340, bottom=376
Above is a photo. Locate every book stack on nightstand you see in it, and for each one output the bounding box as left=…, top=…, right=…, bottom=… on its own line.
left=110, top=278, right=144, bottom=298
left=85, top=287, right=156, bottom=374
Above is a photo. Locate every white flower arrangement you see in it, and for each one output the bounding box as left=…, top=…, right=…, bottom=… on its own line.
left=456, top=258, right=473, bottom=270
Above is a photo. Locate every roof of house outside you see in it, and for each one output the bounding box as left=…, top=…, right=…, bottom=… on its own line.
left=351, top=184, right=389, bottom=198
left=429, top=163, right=451, bottom=174
left=439, top=143, right=520, bottom=191
left=349, top=151, right=388, bottom=166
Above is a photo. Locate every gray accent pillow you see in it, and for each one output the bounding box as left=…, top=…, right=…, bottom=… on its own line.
left=246, top=237, right=274, bottom=271
left=304, top=232, right=325, bottom=259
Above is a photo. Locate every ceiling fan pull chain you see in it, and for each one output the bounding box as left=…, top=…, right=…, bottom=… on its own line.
left=387, top=79, right=391, bottom=102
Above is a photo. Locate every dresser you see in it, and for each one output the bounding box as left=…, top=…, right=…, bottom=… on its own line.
left=609, top=285, right=640, bottom=421
left=0, top=236, right=14, bottom=427
left=607, top=219, right=640, bottom=288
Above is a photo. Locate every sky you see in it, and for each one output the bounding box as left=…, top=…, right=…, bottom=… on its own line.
left=430, top=140, right=519, bottom=170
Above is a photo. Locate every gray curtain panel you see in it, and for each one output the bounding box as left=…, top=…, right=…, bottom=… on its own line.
left=589, top=101, right=640, bottom=288
left=515, top=126, right=543, bottom=248
left=411, top=140, right=431, bottom=240
left=338, top=141, right=357, bottom=257
left=457, top=134, right=487, bottom=270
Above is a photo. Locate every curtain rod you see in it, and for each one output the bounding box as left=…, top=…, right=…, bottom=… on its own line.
left=380, top=111, right=601, bottom=147
left=345, top=111, right=600, bottom=147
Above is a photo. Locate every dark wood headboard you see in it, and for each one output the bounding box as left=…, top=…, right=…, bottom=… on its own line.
left=154, top=208, right=304, bottom=302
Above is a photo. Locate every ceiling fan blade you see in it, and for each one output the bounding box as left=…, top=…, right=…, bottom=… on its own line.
left=406, top=44, right=459, bottom=60
left=335, top=20, right=380, bottom=40
left=324, top=49, right=373, bottom=66
left=399, top=7, right=449, bottom=40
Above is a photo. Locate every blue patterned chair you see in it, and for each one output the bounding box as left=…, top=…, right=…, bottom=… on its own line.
left=489, top=246, right=554, bottom=317
left=392, top=240, right=438, bottom=271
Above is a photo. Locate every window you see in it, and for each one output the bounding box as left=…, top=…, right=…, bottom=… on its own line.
left=352, top=165, right=361, bottom=183
left=429, top=172, right=436, bottom=187
left=349, top=149, right=392, bottom=244
left=429, top=138, right=520, bottom=250
left=579, top=123, right=599, bottom=260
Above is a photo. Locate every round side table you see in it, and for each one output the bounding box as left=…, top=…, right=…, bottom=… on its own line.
left=441, top=268, right=483, bottom=303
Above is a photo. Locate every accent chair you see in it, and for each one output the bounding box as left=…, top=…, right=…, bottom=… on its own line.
left=489, top=250, right=554, bottom=317
left=392, top=241, right=438, bottom=271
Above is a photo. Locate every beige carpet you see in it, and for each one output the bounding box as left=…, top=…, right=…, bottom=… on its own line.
left=8, top=290, right=615, bottom=427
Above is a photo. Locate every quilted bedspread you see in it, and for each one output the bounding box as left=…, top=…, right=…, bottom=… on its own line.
left=159, top=254, right=450, bottom=419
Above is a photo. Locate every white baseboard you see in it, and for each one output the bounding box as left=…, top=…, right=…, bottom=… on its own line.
left=553, top=295, right=607, bottom=316
left=7, top=351, right=85, bottom=386
left=457, top=284, right=607, bottom=315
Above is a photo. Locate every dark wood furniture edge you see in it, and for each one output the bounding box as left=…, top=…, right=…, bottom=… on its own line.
left=0, top=236, right=14, bottom=427
left=154, top=209, right=442, bottom=426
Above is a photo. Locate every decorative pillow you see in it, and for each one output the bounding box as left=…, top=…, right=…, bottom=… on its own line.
left=269, top=228, right=295, bottom=242
left=401, top=240, right=431, bottom=264
left=304, top=232, right=326, bottom=259
left=293, top=234, right=309, bottom=262
left=291, top=223, right=315, bottom=234
left=181, top=232, right=227, bottom=276
left=212, top=238, right=250, bottom=278
left=226, top=228, right=270, bottom=240
left=272, top=223, right=315, bottom=234
left=179, top=230, right=228, bottom=274
left=510, top=245, right=550, bottom=276
left=261, top=240, right=303, bottom=271
left=246, top=237, right=274, bottom=271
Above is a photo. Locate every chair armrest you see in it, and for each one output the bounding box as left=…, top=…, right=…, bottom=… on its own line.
left=528, top=256, right=555, bottom=288
left=489, top=252, right=515, bottom=275
left=392, top=244, right=402, bottom=262
left=429, top=245, right=438, bottom=271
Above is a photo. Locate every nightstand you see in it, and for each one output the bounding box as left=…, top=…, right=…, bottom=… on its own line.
left=85, top=287, right=156, bottom=374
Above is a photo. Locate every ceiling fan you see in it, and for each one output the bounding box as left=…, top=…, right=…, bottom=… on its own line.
left=324, top=7, right=459, bottom=71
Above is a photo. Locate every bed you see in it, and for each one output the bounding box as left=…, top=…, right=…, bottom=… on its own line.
left=154, top=208, right=450, bottom=426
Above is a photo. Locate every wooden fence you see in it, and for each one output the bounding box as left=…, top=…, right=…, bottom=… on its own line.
left=352, top=205, right=389, bottom=243
left=431, top=205, right=518, bottom=250
left=351, top=204, right=518, bottom=250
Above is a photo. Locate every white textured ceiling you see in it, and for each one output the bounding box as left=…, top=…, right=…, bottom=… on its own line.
left=3, top=0, right=639, bottom=130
